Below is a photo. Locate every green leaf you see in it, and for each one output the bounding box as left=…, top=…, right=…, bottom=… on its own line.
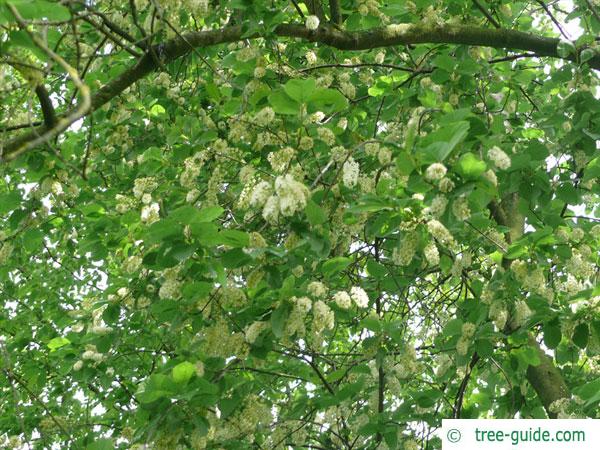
left=580, top=48, right=595, bottom=63
left=172, top=361, right=196, bottom=384
left=421, top=121, right=470, bottom=163
left=136, top=374, right=176, bottom=404
left=513, top=346, right=540, bottom=367
left=556, top=40, right=576, bottom=58
left=443, top=319, right=463, bottom=337
left=322, top=256, right=352, bottom=277
left=543, top=321, right=562, bottom=349
left=271, top=301, right=292, bottom=338
left=505, top=243, right=527, bottom=260
left=572, top=323, right=589, bottom=349
left=310, top=88, right=348, bottom=111
left=455, top=152, right=487, bottom=179
left=0, top=0, right=71, bottom=23
left=305, top=200, right=327, bottom=225
left=0, top=191, right=21, bottom=214
left=47, top=337, right=70, bottom=350
left=144, top=219, right=182, bottom=245
left=86, top=439, right=115, bottom=450
left=268, top=90, right=300, bottom=115
left=583, top=157, right=600, bottom=181
left=284, top=78, right=316, bottom=103
left=218, top=229, right=249, bottom=247
left=574, top=377, right=600, bottom=406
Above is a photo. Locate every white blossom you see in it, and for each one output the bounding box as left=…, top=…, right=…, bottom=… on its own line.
left=342, top=157, right=360, bottom=187
left=332, top=291, right=352, bottom=309
left=350, top=286, right=369, bottom=308
left=274, top=174, right=310, bottom=216
left=425, top=163, right=447, bottom=181
left=488, top=146, right=511, bottom=170
left=305, top=15, right=320, bottom=30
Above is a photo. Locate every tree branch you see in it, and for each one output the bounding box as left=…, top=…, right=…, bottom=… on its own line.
left=306, top=0, right=326, bottom=20
left=4, top=22, right=599, bottom=161
left=329, top=0, right=341, bottom=25
left=472, top=0, right=500, bottom=29
left=34, top=84, right=57, bottom=128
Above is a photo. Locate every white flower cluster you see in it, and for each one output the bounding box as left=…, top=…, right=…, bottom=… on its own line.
left=482, top=169, right=498, bottom=186
left=317, top=127, right=336, bottom=145
left=350, top=286, right=369, bottom=308
left=158, top=268, right=182, bottom=300
left=250, top=180, right=273, bottom=208
left=90, top=304, right=113, bottom=335
left=427, top=219, right=454, bottom=246
left=389, top=345, right=420, bottom=379
left=439, top=177, right=455, bottom=193
left=133, top=176, right=158, bottom=199
left=312, top=300, right=335, bottom=334
left=253, top=175, right=310, bottom=223
left=424, top=194, right=448, bottom=218
left=392, top=232, right=417, bottom=266
left=180, top=152, right=207, bottom=188
left=489, top=300, right=508, bottom=330
left=286, top=296, right=312, bottom=337
left=81, top=344, right=105, bottom=363
left=342, top=157, right=360, bottom=187
left=423, top=242, right=440, bottom=266
left=299, top=135, right=314, bottom=150
left=425, top=163, right=447, bottom=181
left=567, top=252, right=594, bottom=279
left=275, top=174, right=310, bottom=216
left=511, top=300, right=533, bottom=329
left=456, top=322, right=476, bottom=355
left=331, top=286, right=368, bottom=309
left=305, top=15, right=320, bottom=30
left=141, top=202, right=160, bottom=224
left=452, top=195, right=471, bottom=221
left=307, top=281, right=328, bottom=298
left=0, top=241, right=14, bottom=265
left=434, top=353, right=453, bottom=377
left=267, top=147, right=295, bottom=173
left=244, top=321, right=268, bottom=344
left=219, top=286, right=247, bottom=309
left=488, top=146, right=511, bottom=170
left=202, top=318, right=248, bottom=360
left=332, top=291, right=352, bottom=309
left=124, top=255, right=143, bottom=274
left=255, top=106, right=275, bottom=126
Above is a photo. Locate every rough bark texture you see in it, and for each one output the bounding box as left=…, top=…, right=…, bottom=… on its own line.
left=526, top=335, right=570, bottom=418
left=3, top=22, right=599, bottom=160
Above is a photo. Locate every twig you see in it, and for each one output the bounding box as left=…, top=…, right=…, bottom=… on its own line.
left=472, top=0, right=500, bottom=28
left=3, top=4, right=91, bottom=162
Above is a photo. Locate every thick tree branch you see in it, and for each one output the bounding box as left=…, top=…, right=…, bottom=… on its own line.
left=34, top=84, right=57, bottom=128
left=329, top=0, right=341, bottom=25
left=306, top=0, right=326, bottom=20
left=4, top=22, right=599, bottom=160
left=490, top=195, right=570, bottom=417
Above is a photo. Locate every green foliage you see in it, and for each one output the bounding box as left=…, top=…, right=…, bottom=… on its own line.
left=1, top=0, right=600, bottom=448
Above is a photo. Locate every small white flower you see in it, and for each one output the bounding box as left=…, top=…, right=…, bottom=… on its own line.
left=350, top=286, right=369, bottom=308
left=73, top=360, right=84, bottom=371
left=488, top=146, right=511, bottom=170
left=425, top=163, right=447, bottom=181
left=305, top=15, right=320, bottom=30
left=332, top=291, right=352, bottom=309
left=342, top=157, right=360, bottom=187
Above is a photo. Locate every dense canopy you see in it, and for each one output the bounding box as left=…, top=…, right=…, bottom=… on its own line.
left=1, top=0, right=600, bottom=448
